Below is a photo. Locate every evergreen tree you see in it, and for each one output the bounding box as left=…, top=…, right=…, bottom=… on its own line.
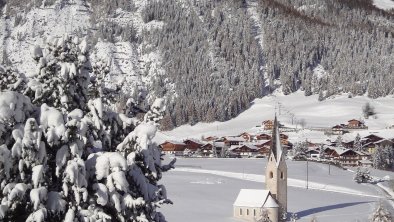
left=353, top=133, right=363, bottom=151
left=0, top=35, right=173, bottom=221
left=370, top=202, right=392, bottom=222
left=353, top=167, right=372, bottom=183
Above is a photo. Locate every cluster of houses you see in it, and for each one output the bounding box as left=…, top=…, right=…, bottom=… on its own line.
left=159, top=131, right=292, bottom=159
left=331, top=119, right=368, bottom=135
left=159, top=119, right=394, bottom=168
left=299, top=131, right=394, bottom=167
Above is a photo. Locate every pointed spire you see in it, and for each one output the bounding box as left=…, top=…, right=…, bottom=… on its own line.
left=270, top=116, right=283, bottom=162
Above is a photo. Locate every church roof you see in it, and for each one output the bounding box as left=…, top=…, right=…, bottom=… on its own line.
left=270, top=116, right=284, bottom=166
left=263, top=195, right=279, bottom=208
left=233, top=189, right=278, bottom=208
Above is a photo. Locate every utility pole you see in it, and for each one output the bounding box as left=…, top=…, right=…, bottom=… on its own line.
left=306, top=160, right=309, bottom=189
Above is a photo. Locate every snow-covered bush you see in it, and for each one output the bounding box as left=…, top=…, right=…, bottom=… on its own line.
left=0, top=34, right=174, bottom=221
left=0, top=66, right=26, bottom=92
left=370, top=202, right=392, bottom=222
left=353, top=167, right=372, bottom=184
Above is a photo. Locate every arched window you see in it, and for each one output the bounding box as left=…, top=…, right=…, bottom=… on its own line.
left=270, top=171, right=273, bottom=178
left=270, top=157, right=273, bottom=161
left=281, top=171, right=284, bottom=179
left=240, top=209, right=242, bottom=215
left=254, top=209, right=256, bottom=216
left=247, top=209, right=249, bottom=215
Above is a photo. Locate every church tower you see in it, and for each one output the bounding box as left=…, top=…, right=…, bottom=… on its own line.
left=265, top=116, right=287, bottom=219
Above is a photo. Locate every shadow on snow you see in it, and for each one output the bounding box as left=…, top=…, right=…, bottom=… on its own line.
left=295, top=201, right=372, bottom=218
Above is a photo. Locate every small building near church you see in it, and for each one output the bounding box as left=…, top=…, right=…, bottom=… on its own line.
left=233, top=189, right=278, bottom=221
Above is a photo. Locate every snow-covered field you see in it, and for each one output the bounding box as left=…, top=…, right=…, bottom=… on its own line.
left=157, top=91, right=394, bottom=142
left=374, top=0, right=394, bottom=10
left=160, top=158, right=394, bottom=222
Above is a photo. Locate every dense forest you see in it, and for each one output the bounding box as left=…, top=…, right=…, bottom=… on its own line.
left=143, top=0, right=394, bottom=129
left=1, top=0, right=393, bottom=129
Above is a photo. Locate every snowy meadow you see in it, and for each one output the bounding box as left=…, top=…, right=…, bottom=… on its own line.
left=161, top=158, right=394, bottom=222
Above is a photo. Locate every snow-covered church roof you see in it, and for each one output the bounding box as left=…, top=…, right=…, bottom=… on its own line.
left=233, top=189, right=278, bottom=208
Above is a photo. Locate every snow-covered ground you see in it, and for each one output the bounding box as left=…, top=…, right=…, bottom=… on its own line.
left=374, top=0, right=394, bottom=10
left=158, top=91, right=394, bottom=142
left=160, top=158, right=394, bottom=222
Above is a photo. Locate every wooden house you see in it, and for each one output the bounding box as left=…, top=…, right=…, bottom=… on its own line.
left=160, top=141, right=186, bottom=156
left=262, top=120, right=274, bottom=130
left=229, top=144, right=259, bottom=157
left=347, top=119, right=366, bottom=129
left=238, top=132, right=254, bottom=142
left=332, top=125, right=346, bottom=135
left=183, top=139, right=203, bottom=151
left=256, top=133, right=272, bottom=141
left=224, top=137, right=246, bottom=146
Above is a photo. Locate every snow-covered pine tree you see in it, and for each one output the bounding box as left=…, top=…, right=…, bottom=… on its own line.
left=373, top=146, right=388, bottom=170
left=0, top=34, right=174, bottom=222
left=370, top=202, right=392, bottom=222
left=353, top=133, right=363, bottom=151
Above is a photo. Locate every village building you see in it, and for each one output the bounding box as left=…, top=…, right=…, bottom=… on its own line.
left=256, top=133, right=272, bottom=141
left=229, top=144, right=259, bottom=157
left=255, top=140, right=272, bottom=156
left=234, top=117, right=287, bottom=222
left=183, top=139, right=203, bottom=152
left=332, top=124, right=347, bottom=135
left=324, top=147, right=366, bottom=167
left=224, top=136, right=246, bottom=146
left=198, top=143, right=214, bottom=157
left=239, top=132, right=254, bottom=142
left=346, top=119, right=367, bottom=129
left=202, top=136, right=218, bottom=142
left=358, top=159, right=373, bottom=167
left=262, top=120, right=274, bottom=130
left=159, top=141, right=186, bottom=156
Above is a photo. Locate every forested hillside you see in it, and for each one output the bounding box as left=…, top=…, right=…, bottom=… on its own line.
left=1, top=0, right=393, bottom=129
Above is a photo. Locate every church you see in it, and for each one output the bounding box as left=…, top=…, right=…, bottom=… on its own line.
left=233, top=117, right=287, bottom=222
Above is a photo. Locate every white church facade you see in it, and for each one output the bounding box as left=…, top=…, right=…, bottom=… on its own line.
left=233, top=117, right=287, bottom=222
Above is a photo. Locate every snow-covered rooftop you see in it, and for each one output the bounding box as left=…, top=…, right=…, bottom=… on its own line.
left=233, top=189, right=270, bottom=207
left=373, top=0, right=394, bottom=10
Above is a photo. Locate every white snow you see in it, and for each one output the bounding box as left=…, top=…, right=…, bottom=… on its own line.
left=161, top=158, right=394, bottom=222
left=160, top=91, right=394, bottom=142
left=233, top=189, right=269, bottom=207
left=374, top=0, right=394, bottom=10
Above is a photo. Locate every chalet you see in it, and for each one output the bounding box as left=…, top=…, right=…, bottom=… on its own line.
left=183, top=139, right=203, bottom=152
left=256, top=133, right=272, bottom=141
left=369, top=139, right=394, bottom=153
left=255, top=140, right=271, bottom=156
left=199, top=143, right=213, bottom=157
left=358, top=159, right=373, bottom=167
left=362, top=134, right=383, bottom=144
left=305, top=149, right=320, bottom=159
left=324, top=147, right=364, bottom=167
left=239, top=132, right=254, bottom=142
left=332, top=125, right=347, bottom=135
left=346, top=119, right=366, bottom=129
left=224, top=136, right=246, bottom=146
left=280, top=134, right=289, bottom=146
left=361, top=134, right=384, bottom=153
left=229, top=144, right=259, bottom=157
left=262, top=120, right=274, bottom=130
left=202, top=136, right=218, bottom=142
left=160, top=141, right=186, bottom=156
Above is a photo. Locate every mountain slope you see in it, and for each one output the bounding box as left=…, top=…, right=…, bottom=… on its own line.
left=1, top=0, right=394, bottom=129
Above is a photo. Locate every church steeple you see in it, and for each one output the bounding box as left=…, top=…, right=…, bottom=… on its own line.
left=265, top=116, right=287, bottom=220
left=270, top=115, right=283, bottom=162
